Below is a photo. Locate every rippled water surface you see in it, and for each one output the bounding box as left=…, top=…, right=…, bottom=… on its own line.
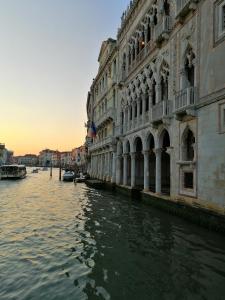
left=0, top=169, right=225, bottom=300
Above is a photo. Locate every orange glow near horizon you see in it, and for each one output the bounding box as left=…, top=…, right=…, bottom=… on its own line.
left=0, top=1, right=130, bottom=156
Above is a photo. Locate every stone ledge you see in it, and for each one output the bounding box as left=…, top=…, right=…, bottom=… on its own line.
left=141, top=191, right=225, bottom=234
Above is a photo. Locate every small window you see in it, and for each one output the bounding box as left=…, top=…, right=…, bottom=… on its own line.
left=222, top=5, right=225, bottom=31
left=184, top=172, right=193, bottom=189
left=223, top=108, right=225, bottom=126
left=214, top=0, right=225, bottom=45
left=219, top=102, right=225, bottom=133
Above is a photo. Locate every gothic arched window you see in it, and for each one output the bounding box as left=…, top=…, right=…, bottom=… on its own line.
left=184, top=48, right=196, bottom=87
left=182, top=129, right=195, bottom=161
left=164, top=0, right=170, bottom=16
left=152, top=79, right=156, bottom=106
left=147, top=23, right=151, bottom=42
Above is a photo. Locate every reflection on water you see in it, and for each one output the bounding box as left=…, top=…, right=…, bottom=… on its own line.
left=0, top=169, right=225, bottom=300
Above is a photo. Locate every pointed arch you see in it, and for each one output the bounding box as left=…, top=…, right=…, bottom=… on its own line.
left=181, top=126, right=195, bottom=161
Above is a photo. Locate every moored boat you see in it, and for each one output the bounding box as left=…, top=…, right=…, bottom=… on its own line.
left=0, top=165, right=27, bottom=180
left=75, top=173, right=86, bottom=183
left=63, top=171, right=75, bottom=182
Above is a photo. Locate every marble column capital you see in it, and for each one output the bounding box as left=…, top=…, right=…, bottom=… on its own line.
left=131, top=152, right=136, bottom=159
left=142, top=150, right=150, bottom=155
left=165, top=146, right=173, bottom=155
left=154, top=148, right=163, bottom=155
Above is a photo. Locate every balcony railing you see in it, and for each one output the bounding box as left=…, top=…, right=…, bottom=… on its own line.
left=176, top=0, right=198, bottom=19
left=174, top=86, right=197, bottom=112
left=152, top=100, right=173, bottom=123
left=95, top=107, right=115, bottom=128
left=89, top=136, right=113, bottom=152
left=127, top=40, right=155, bottom=76
left=154, top=16, right=172, bottom=43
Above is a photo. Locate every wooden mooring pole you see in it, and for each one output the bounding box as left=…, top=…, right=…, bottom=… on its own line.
left=50, top=162, right=52, bottom=177
left=59, top=165, right=62, bottom=181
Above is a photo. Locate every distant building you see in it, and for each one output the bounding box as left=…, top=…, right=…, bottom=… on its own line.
left=51, top=151, right=61, bottom=167
left=72, top=145, right=87, bottom=172
left=60, top=151, right=72, bottom=168
left=16, top=154, right=38, bottom=166
left=39, top=149, right=55, bottom=167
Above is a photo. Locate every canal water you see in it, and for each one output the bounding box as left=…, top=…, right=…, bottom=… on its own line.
left=0, top=169, right=225, bottom=300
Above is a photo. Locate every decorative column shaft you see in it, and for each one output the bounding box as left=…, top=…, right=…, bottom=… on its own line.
left=123, top=154, right=128, bottom=186
left=137, top=99, right=140, bottom=126
left=131, top=152, right=136, bottom=188
left=155, top=148, right=162, bottom=194
left=143, top=151, right=150, bottom=191
left=132, top=103, right=135, bottom=128
left=111, top=152, right=116, bottom=183
left=116, top=155, right=122, bottom=185
left=128, top=108, right=131, bottom=131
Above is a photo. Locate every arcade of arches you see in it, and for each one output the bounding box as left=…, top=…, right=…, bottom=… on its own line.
left=115, top=130, right=172, bottom=195
left=89, top=127, right=198, bottom=197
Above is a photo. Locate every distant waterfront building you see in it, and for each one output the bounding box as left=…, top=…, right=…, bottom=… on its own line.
left=38, top=149, right=55, bottom=167
left=86, top=0, right=225, bottom=215
left=51, top=151, right=61, bottom=168
left=72, top=145, right=87, bottom=172
left=60, top=151, right=72, bottom=168
left=16, top=154, right=38, bottom=166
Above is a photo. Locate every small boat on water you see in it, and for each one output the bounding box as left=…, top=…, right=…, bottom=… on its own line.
left=32, top=168, right=39, bottom=173
left=63, top=171, right=75, bottom=182
left=0, top=165, right=27, bottom=180
left=75, top=173, right=86, bottom=183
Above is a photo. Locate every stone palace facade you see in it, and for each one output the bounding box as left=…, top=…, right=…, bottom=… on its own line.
left=86, top=0, right=225, bottom=215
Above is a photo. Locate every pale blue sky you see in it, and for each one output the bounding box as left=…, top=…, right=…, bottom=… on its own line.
left=0, top=0, right=130, bottom=155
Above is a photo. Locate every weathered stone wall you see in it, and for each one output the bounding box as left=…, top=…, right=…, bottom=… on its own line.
left=198, top=100, right=225, bottom=208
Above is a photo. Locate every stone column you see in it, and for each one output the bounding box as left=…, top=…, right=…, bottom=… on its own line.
left=137, top=99, right=140, bottom=127
left=102, top=153, right=105, bottom=180
left=141, top=94, right=145, bottom=124
left=132, top=102, right=135, bottom=129
left=131, top=152, right=136, bottom=188
left=166, top=147, right=173, bottom=196
left=97, top=155, right=99, bottom=178
left=99, top=154, right=102, bottom=179
left=123, top=153, right=128, bottom=186
left=156, top=82, right=161, bottom=104
left=128, top=108, right=131, bottom=131
left=143, top=150, right=150, bottom=191
left=101, top=154, right=104, bottom=180
left=111, top=151, right=116, bottom=183
left=90, top=155, right=93, bottom=176
left=155, top=148, right=162, bottom=194
left=116, top=155, right=122, bottom=185
left=124, top=109, right=127, bottom=133
left=180, top=68, right=187, bottom=90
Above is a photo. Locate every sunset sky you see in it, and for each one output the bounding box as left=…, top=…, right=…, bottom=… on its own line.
left=0, top=0, right=129, bottom=155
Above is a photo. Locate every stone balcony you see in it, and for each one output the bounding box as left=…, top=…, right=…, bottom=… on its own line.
left=151, top=100, right=173, bottom=124
left=176, top=0, right=198, bottom=20
left=95, top=107, right=115, bottom=129
left=89, top=136, right=114, bottom=152
left=154, top=16, right=172, bottom=44
left=174, top=86, right=197, bottom=116
left=127, top=40, right=155, bottom=77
